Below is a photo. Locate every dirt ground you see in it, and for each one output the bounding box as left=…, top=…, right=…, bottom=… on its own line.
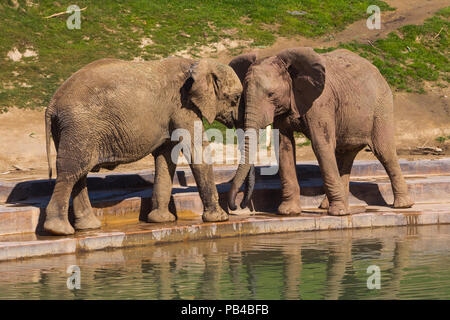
left=0, top=0, right=448, bottom=180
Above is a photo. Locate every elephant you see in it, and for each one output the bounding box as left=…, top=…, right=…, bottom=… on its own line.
left=44, top=56, right=242, bottom=235
left=227, top=47, right=414, bottom=216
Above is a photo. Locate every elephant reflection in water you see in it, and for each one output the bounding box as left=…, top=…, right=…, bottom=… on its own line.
left=122, top=231, right=414, bottom=299
left=282, top=243, right=302, bottom=300
left=321, top=231, right=414, bottom=299
left=138, top=241, right=235, bottom=299
left=141, top=248, right=178, bottom=299
left=263, top=235, right=351, bottom=300
left=390, top=241, right=411, bottom=297
left=324, top=237, right=353, bottom=300
left=378, top=232, right=412, bottom=299
left=0, top=230, right=417, bottom=299
left=227, top=241, right=247, bottom=298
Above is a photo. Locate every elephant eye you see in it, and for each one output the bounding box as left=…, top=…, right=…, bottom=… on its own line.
left=268, top=92, right=274, bottom=98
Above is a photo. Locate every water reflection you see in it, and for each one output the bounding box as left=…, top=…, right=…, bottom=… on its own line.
left=0, top=225, right=449, bottom=299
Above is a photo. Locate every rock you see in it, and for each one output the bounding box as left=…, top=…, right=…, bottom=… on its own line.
left=7, top=48, right=22, bottom=62
left=412, top=146, right=444, bottom=155
left=286, top=10, right=307, bottom=16
left=12, top=165, right=30, bottom=172
left=8, top=0, right=20, bottom=9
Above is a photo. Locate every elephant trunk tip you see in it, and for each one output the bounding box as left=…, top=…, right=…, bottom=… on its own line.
left=228, top=185, right=238, bottom=211
left=240, top=164, right=255, bottom=209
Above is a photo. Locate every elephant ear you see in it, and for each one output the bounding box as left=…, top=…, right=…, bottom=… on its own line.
left=188, top=59, right=222, bottom=124
left=229, top=52, right=258, bottom=84
left=277, top=47, right=326, bottom=116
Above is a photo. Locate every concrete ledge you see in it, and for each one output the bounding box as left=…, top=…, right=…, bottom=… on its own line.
left=0, top=174, right=449, bottom=236
left=2, top=158, right=449, bottom=203
left=0, top=203, right=448, bottom=262
left=0, top=238, right=76, bottom=262
left=0, top=206, right=40, bottom=235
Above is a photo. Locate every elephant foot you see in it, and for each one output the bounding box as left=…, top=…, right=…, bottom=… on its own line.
left=148, top=209, right=176, bottom=223
left=278, top=198, right=302, bottom=215
left=322, top=198, right=366, bottom=214
left=43, top=216, right=75, bottom=235
left=319, top=196, right=329, bottom=209
left=202, top=207, right=229, bottom=222
left=75, top=212, right=102, bottom=231
left=327, top=201, right=349, bottom=216
left=393, top=195, right=414, bottom=208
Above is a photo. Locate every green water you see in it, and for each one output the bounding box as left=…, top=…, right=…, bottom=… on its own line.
left=0, top=225, right=449, bottom=299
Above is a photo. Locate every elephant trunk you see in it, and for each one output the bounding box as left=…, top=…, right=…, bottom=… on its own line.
left=228, top=138, right=253, bottom=210
left=240, top=164, right=255, bottom=209
left=228, top=92, right=260, bottom=210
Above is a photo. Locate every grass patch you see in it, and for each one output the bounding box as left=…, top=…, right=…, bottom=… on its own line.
left=202, top=118, right=232, bottom=144
left=0, top=0, right=392, bottom=112
left=297, top=140, right=311, bottom=147
left=336, top=7, right=449, bottom=93
left=436, top=135, right=450, bottom=143
left=294, top=132, right=311, bottom=147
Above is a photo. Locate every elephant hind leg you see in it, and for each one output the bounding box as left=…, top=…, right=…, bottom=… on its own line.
left=370, top=119, right=414, bottom=208
left=72, top=175, right=102, bottom=231
left=44, top=173, right=78, bottom=235
left=44, top=143, right=97, bottom=235
left=319, top=148, right=361, bottom=209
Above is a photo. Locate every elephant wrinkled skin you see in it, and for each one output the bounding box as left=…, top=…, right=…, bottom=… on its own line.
left=44, top=57, right=242, bottom=235
left=228, top=47, right=414, bottom=216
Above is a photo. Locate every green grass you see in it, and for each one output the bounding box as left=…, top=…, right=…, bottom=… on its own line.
left=294, top=132, right=311, bottom=147
left=202, top=118, right=231, bottom=144
left=0, top=0, right=392, bottom=112
left=436, top=135, right=450, bottom=143
left=335, top=7, right=449, bottom=93
left=297, top=140, right=311, bottom=147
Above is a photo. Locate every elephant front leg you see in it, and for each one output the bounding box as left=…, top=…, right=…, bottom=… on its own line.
left=191, top=163, right=228, bottom=222
left=177, top=118, right=227, bottom=222
left=277, top=126, right=302, bottom=215
left=309, top=121, right=348, bottom=216
left=148, top=144, right=178, bottom=223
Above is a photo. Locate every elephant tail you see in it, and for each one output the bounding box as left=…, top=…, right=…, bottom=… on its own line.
left=45, top=107, right=53, bottom=179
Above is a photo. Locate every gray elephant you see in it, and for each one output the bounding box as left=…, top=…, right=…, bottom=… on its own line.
left=228, top=47, right=414, bottom=216
left=44, top=57, right=242, bottom=235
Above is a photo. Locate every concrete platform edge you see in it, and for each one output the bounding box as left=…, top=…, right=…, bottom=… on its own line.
left=0, top=209, right=448, bottom=262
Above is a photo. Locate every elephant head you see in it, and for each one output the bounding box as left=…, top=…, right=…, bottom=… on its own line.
left=227, top=47, right=326, bottom=210
left=186, top=59, right=242, bottom=128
